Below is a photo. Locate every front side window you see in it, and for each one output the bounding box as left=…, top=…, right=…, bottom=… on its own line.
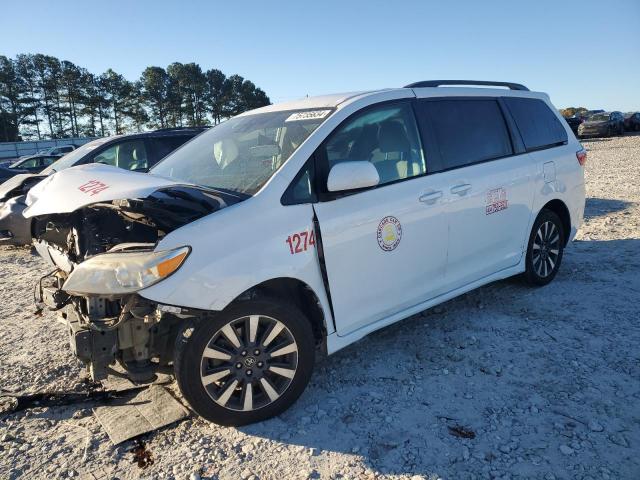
left=151, top=109, right=331, bottom=196
left=320, top=102, right=426, bottom=187
left=93, top=140, right=148, bottom=171
left=419, top=99, right=513, bottom=171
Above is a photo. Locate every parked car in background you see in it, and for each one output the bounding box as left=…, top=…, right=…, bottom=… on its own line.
left=42, top=144, right=77, bottom=156
left=580, top=109, right=605, bottom=119
left=624, top=112, right=640, bottom=132
left=564, top=116, right=583, bottom=135
left=578, top=111, right=625, bottom=138
left=18, top=144, right=78, bottom=160
left=0, top=127, right=206, bottom=245
left=0, top=154, right=61, bottom=182
left=22, top=80, right=586, bottom=426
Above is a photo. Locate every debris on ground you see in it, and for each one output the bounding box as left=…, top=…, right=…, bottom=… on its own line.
left=447, top=425, right=476, bottom=439
left=130, top=440, right=154, bottom=469
left=93, top=385, right=189, bottom=445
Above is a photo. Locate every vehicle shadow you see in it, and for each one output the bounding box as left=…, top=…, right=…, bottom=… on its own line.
left=580, top=137, right=613, bottom=143
left=584, top=196, right=634, bottom=219
left=238, top=237, right=640, bottom=478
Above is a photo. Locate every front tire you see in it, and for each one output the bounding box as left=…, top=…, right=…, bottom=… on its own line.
left=175, top=299, right=315, bottom=426
left=523, top=209, right=565, bottom=286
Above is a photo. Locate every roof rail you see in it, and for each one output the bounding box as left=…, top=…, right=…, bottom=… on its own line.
left=152, top=126, right=210, bottom=133
left=405, top=80, right=529, bottom=91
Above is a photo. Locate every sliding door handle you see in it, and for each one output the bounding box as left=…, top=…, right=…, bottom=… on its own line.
left=450, top=183, right=472, bottom=195
left=418, top=191, right=443, bottom=204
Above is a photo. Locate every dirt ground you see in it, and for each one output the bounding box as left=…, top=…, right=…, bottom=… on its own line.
left=0, top=134, right=638, bottom=480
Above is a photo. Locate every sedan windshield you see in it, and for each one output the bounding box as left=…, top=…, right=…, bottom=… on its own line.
left=589, top=114, right=609, bottom=122
left=41, top=137, right=110, bottom=174
left=151, top=109, right=333, bottom=195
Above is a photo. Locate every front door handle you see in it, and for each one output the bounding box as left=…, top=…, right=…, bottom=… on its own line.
left=418, top=191, right=443, bottom=204
left=450, top=183, right=472, bottom=196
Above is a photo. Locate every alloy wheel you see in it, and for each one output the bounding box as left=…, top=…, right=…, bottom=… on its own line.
left=199, top=315, right=298, bottom=412
left=531, top=220, right=561, bottom=278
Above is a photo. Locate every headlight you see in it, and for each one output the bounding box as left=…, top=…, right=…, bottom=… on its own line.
left=63, top=246, right=190, bottom=295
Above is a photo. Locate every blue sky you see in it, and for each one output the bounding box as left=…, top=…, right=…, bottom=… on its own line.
left=2, top=0, right=639, bottom=110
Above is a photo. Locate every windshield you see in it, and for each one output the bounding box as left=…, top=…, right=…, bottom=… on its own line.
left=589, top=114, right=609, bottom=122
left=151, top=109, right=332, bottom=195
left=41, top=138, right=110, bottom=174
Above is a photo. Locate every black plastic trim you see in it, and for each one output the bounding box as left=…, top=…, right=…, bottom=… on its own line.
left=311, top=208, right=336, bottom=331
left=406, top=80, right=529, bottom=91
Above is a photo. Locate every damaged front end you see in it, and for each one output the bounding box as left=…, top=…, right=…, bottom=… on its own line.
left=28, top=167, right=244, bottom=381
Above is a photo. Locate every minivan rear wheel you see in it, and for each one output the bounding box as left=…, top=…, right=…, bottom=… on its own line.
left=523, top=209, right=565, bottom=286
left=175, top=299, right=315, bottom=426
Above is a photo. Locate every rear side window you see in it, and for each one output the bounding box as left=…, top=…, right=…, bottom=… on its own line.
left=504, top=97, right=568, bottom=151
left=419, top=99, right=512, bottom=171
left=152, top=135, right=193, bottom=161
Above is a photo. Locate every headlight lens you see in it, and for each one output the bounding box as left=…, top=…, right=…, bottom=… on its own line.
left=63, top=246, right=190, bottom=295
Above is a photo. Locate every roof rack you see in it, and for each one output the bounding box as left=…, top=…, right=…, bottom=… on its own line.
left=405, top=80, right=529, bottom=91
left=151, top=126, right=210, bottom=133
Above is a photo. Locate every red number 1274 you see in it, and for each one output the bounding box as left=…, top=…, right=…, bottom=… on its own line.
left=286, top=230, right=316, bottom=254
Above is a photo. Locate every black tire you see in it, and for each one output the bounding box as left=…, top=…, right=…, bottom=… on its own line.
left=522, top=209, right=565, bottom=286
left=175, top=298, right=315, bottom=426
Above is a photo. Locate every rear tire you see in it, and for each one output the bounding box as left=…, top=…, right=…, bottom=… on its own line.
left=522, top=209, right=565, bottom=286
left=175, top=298, right=315, bottom=426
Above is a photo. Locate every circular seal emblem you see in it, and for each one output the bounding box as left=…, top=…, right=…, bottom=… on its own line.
left=244, top=357, right=256, bottom=367
left=377, top=216, right=402, bottom=251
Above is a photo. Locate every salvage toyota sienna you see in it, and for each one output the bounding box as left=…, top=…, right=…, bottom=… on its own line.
left=25, top=80, right=586, bottom=426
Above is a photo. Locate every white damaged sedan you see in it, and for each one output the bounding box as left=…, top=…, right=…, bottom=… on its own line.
left=24, top=81, right=585, bottom=425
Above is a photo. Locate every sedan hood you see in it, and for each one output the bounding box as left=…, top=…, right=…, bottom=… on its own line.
left=582, top=121, right=607, bottom=127
left=24, top=163, right=182, bottom=218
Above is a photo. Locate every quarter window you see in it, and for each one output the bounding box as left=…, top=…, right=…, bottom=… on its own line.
left=419, top=99, right=513, bottom=171
left=504, top=97, right=568, bottom=151
left=321, top=102, right=426, bottom=187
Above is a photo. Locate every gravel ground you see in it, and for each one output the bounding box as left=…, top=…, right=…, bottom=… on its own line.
left=0, top=134, right=639, bottom=480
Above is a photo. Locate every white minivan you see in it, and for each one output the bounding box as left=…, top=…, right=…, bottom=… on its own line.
left=26, top=80, right=586, bottom=425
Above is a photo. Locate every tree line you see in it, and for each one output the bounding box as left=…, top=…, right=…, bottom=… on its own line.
left=559, top=107, right=589, bottom=118
left=0, top=53, right=271, bottom=142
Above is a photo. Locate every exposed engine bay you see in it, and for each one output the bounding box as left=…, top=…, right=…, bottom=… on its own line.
left=33, top=185, right=243, bottom=381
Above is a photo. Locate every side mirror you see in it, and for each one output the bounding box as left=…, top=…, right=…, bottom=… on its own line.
left=327, top=161, right=379, bottom=192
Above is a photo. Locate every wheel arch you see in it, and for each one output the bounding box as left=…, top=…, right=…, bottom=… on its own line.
left=539, top=199, right=571, bottom=246
left=229, top=277, right=329, bottom=350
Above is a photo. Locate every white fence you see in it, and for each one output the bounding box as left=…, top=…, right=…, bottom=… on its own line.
left=0, top=137, right=99, bottom=161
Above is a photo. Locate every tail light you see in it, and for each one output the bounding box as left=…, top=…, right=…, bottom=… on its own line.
left=576, top=148, right=587, bottom=166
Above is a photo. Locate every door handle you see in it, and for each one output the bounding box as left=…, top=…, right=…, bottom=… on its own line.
left=418, top=191, right=443, bottom=204
left=450, top=183, right=472, bottom=196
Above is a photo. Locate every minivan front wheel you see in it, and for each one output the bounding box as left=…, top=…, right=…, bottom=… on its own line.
left=175, top=299, right=315, bottom=426
left=523, top=209, right=565, bottom=286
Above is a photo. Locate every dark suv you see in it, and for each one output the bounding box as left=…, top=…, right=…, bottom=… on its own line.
left=577, top=111, right=625, bottom=138
left=624, top=112, right=640, bottom=132
left=0, top=127, right=206, bottom=245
